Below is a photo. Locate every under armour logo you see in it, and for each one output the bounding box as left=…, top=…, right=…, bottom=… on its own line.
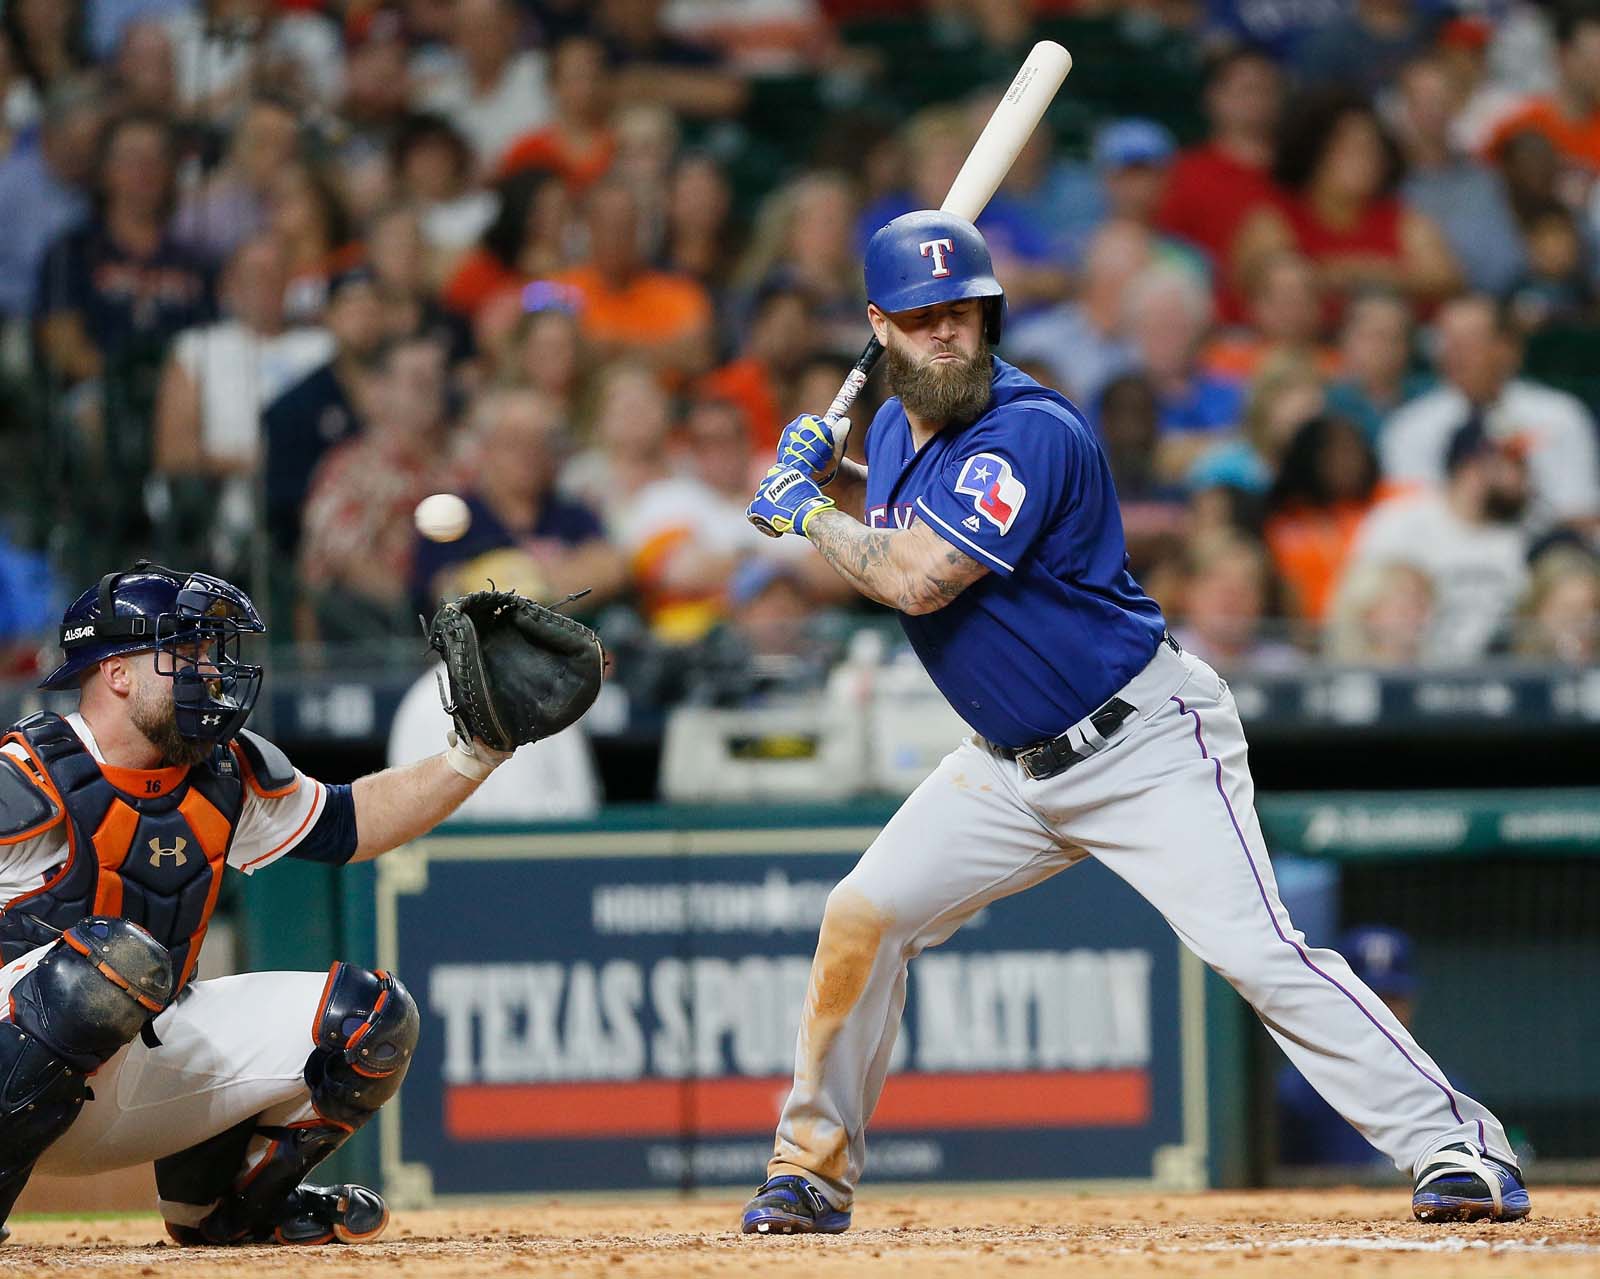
left=148, top=837, right=188, bottom=868
left=919, top=237, right=955, bottom=278
left=200, top=713, right=223, bottom=728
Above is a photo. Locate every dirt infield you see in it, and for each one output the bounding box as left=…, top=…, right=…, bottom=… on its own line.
left=6, top=1188, right=1598, bottom=1278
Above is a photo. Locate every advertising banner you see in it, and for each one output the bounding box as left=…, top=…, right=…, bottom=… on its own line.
left=377, top=825, right=1208, bottom=1204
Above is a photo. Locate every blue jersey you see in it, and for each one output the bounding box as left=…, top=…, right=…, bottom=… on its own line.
left=862, top=358, right=1166, bottom=748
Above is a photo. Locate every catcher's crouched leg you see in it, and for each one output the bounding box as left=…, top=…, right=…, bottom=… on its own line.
left=0, top=919, right=175, bottom=1241
left=157, top=963, right=419, bottom=1246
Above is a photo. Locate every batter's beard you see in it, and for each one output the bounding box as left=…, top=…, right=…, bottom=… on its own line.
left=885, top=337, right=993, bottom=425
left=130, top=684, right=216, bottom=768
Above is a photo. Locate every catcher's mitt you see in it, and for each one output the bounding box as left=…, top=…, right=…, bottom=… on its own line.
left=427, top=588, right=605, bottom=753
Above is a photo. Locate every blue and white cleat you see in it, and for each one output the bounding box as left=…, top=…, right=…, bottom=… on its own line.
left=740, top=1175, right=852, bottom=1235
left=1413, top=1144, right=1532, bottom=1222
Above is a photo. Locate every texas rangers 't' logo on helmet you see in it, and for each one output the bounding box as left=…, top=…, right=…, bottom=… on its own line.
left=919, top=238, right=955, bottom=277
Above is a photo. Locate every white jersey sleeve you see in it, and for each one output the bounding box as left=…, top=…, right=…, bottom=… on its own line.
left=227, top=770, right=328, bottom=875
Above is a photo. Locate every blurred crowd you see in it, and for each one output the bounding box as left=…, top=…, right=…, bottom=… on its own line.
left=1, top=0, right=1599, bottom=693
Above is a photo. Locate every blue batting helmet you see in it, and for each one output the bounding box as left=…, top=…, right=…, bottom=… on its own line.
left=863, top=210, right=1005, bottom=343
left=41, top=561, right=266, bottom=742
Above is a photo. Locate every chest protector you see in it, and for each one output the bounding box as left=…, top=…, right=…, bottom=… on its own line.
left=0, top=712, right=243, bottom=985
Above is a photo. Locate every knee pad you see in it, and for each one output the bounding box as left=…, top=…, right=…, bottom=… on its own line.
left=155, top=965, right=417, bottom=1243
left=305, top=964, right=418, bottom=1128
left=0, top=918, right=167, bottom=1222
left=11, top=917, right=174, bottom=1074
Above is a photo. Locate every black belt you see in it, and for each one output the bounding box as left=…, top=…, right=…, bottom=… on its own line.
left=992, top=632, right=1180, bottom=782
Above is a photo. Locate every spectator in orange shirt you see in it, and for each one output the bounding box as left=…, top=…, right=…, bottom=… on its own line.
left=442, top=167, right=573, bottom=318
left=1265, top=413, right=1396, bottom=622
left=1203, top=251, right=1341, bottom=386
left=699, top=283, right=816, bottom=455
left=497, top=34, right=616, bottom=191
left=1486, top=5, right=1600, bottom=176
left=551, top=179, right=715, bottom=383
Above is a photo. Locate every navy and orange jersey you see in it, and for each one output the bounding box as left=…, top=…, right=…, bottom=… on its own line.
left=0, top=712, right=337, bottom=984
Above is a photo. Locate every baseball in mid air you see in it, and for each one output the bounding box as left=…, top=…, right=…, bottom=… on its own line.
left=414, top=492, right=472, bottom=542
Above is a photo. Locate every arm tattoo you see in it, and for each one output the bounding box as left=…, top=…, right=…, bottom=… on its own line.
left=805, top=510, right=987, bottom=613
left=926, top=542, right=981, bottom=603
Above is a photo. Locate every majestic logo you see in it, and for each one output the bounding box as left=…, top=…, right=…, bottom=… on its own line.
left=919, top=237, right=955, bottom=278
left=63, top=625, right=95, bottom=641
left=148, top=837, right=188, bottom=868
left=963, top=514, right=982, bottom=531
left=954, top=453, right=1027, bottom=535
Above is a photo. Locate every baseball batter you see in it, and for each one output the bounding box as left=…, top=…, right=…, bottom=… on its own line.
left=0, top=562, right=571, bottom=1246
left=741, top=211, right=1530, bottom=1234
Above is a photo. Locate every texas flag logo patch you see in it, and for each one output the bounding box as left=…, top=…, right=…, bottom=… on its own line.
left=954, top=452, right=1026, bottom=535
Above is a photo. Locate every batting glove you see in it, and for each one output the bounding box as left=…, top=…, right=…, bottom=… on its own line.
left=776, top=414, right=850, bottom=485
left=747, top=466, right=836, bottom=538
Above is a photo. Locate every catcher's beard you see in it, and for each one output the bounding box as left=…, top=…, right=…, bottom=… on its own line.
left=130, top=679, right=215, bottom=768
left=885, top=335, right=993, bottom=425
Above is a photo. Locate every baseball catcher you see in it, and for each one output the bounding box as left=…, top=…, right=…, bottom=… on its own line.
left=0, top=564, right=602, bottom=1245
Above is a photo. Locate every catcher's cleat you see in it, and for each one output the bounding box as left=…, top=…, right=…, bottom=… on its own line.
left=1412, top=1144, right=1531, bottom=1222
left=740, top=1174, right=851, bottom=1235
left=167, top=1184, right=390, bottom=1245
left=273, top=1184, right=390, bottom=1245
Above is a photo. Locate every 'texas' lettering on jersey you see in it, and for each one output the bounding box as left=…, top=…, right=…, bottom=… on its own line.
left=867, top=503, right=918, bottom=529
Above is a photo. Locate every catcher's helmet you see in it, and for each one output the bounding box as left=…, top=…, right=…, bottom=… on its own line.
left=41, top=561, right=265, bottom=742
left=863, top=210, right=1005, bottom=343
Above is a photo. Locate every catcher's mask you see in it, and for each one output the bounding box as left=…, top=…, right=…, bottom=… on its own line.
left=41, top=561, right=266, bottom=743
